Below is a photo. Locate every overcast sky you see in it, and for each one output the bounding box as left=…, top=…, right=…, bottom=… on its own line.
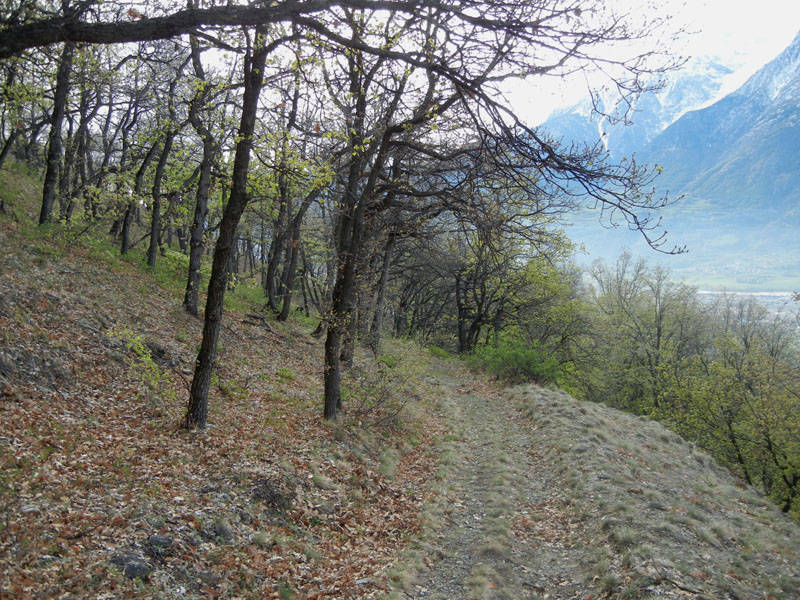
left=515, top=0, right=800, bottom=124
left=683, top=0, right=799, bottom=64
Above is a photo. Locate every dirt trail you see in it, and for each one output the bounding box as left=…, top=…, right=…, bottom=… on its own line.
left=393, top=361, right=800, bottom=600
left=405, top=369, right=598, bottom=600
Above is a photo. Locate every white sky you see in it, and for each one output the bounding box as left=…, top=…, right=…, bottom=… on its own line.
left=515, top=0, right=800, bottom=124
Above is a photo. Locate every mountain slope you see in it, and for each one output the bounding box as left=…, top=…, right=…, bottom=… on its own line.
left=542, top=56, right=738, bottom=160
left=640, top=29, right=800, bottom=209
left=540, top=31, right=800, bottom=289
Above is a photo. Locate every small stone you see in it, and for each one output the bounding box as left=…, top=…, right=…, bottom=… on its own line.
left=147, top=534, right=173, bottom=548
left=110, top=551, right=152, bottom=579
left=20, top=505, right=41, bottom=515
left=124, top=560, right=152, bottom=579
left=110, top=552, right=133, bottom=568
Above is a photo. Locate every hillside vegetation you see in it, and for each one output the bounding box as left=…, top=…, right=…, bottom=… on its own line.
left=3, top=164, right=800, bottom=599
left=1, top=164, right=443, bottom=599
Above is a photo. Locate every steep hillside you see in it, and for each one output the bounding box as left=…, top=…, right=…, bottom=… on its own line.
left=2, top=165, right=799, bottom=600
left=0, top=166, right=442, bottom=599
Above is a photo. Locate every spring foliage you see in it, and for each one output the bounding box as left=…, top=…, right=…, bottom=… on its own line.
left=568, top=254, right=800, bottom=514
left=466, top=334, right=564, bottom=385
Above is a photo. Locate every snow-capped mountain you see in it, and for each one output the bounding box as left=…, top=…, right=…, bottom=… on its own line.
left=542, top=56, right=740, bottom=159
left=639, top=29, right=800, bottom=209
left=735, top=30, right=800, bottom=103
left=540, top=30, right=800, bottom=291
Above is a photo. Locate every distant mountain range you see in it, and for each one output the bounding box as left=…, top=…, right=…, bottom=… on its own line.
left=542, top=31, right=800, bottom=291
left=544, top=56, right=738, bottom=161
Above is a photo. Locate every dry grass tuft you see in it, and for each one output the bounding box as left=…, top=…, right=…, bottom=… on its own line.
left=510, top=383, right=800, bottom=599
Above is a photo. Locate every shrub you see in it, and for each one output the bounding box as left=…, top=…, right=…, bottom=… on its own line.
left=150, top=249, right=190, bottom=292
left=342, top=343, right=425, bottom=427
left=466, top=336, right=563, bottom=384
left=110, top=326, right=175, bottom=403
left=427, top=345, right=451, bottom=359
left=276, top=367, right=295, bottom=381
left=378, top=353, right=399, bottom=369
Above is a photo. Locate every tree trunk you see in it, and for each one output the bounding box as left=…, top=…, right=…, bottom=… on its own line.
left=184, top=25, right=270, bottom=429
left=323, top=169, right=366, bottom=419
left=455, top=275, right=469, bottom=352
left=340, top=308, right=356, bottom=369
left=0, top=63, right=20, bottom=174
left=0, top=128, right=20, bottom=175
left=277, top=239, right=300, bottom=321
left=184, top=132, right=212, bottom=315
left=147, top=132, right=175, bottom=266
left=21, top=119, right=46, bottom=166
left=311, top=196, right=341, bottom=338
left=300, top=258, right=311, bottom=316
left=369, top=234, right=395, bottom=354
left=265, top=228, right=287, bottom=311
left=57, top=113, right=76, bottom=220
left=184, top=34, right=213, bottom=317
left=277, top=188, right=319, bottom=321
left=40, top=42, right=75, bottom=225
left=323, top=324, right=343, bottom=420
left=72, top=94, right=96, bottom=211
left=124, top=141, right=157, bottom=250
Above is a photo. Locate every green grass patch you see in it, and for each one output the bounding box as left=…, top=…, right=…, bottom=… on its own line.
left=427, top=345, right=451, bottom=359
left=224, top=280, right=265, bottom=313
left=276, top=367, right=295, bottom=381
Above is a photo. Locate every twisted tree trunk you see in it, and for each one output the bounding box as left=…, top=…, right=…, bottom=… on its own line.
left=39, top=42, right=75, bottom=225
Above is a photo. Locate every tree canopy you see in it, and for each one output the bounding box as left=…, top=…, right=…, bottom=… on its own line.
left=1, top=0, right=688, bottom=425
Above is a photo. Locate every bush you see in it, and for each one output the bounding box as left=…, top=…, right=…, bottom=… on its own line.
left=378, top=353, right=399, bottom=369
left=466, top=337, right=563, bottom=384
left=109, top=326, right=176, bottom=403
left=427, top=345, right=452, bottom=359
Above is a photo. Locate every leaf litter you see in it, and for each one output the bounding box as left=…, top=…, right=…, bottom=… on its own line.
left=0, top=223, right=439, bottom=599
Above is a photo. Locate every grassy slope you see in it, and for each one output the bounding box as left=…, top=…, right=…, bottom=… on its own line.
left=2, top=163, right=798, bottom=599
left=383, top=374, right=800, bottom=599
left=510, top=385, right=800, bottom=599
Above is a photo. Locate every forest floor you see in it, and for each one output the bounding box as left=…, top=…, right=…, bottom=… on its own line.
left=2, top=166, right=800, bottom=600
left=0, top=175, right=445, bottom=599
